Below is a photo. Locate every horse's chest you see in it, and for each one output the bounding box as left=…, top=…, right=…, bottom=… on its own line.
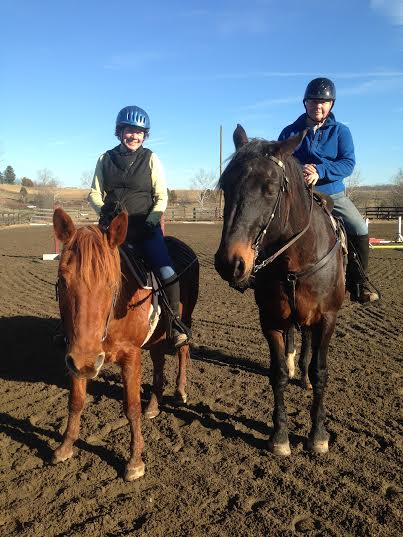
left=256, top=280, right=317, bottom=324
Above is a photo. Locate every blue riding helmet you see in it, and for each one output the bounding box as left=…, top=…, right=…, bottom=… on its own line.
left=116, top=106, right=150, bottom=130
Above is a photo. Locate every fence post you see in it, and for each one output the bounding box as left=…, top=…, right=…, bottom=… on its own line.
left=193, top=207, right=196, bottom=222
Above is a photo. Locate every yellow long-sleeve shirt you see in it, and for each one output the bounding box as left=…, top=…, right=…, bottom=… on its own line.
left=88, top=149, right=168, bottom=226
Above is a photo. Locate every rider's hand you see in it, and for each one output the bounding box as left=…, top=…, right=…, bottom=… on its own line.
left=303, top=164, right=319, bottom=186
left=304, top=171, right=319, bottom=186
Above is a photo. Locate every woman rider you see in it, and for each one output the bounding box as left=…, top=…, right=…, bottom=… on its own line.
left=278, top=78, right=379, bottom=304
left=88, top=105, right=188, bottom=347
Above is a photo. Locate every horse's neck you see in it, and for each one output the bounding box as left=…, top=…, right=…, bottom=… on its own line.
left=281, top=181, right=334, bottom=268
left=284, top=180, right=311, bottom=236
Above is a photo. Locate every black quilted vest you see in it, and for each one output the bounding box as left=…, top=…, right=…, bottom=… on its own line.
left=102, top=145, right=153, bottom=242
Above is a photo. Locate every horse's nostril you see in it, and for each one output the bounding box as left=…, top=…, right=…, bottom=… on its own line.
left=65, top=355, right=77, bottom=373
left=234, top=257, right=245, bottom=279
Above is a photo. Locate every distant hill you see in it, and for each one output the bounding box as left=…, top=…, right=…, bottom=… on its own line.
left=0, top=183, right=396, bottom=211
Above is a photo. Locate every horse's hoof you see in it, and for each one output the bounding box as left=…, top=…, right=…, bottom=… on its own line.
left=125, top=462, right=145, bottom=481
left=52, top=448, right=73, bottom=463
left=175, top=392, right=187, bottom=404
left=269, top=441, right=291, bottom=456
left=144, top=408, right=160, bottom=420
left=301, top=378, right=313, bottom=390
left=307, top=438, right=329, bottom=454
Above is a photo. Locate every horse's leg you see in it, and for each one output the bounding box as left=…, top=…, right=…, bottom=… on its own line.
left=122, top=349, right=145, bottom=481
left=307, top=313, right=337, bottom=454
left=175, top=343, right=189, bottom=404
left=299, top=327, right=312, bottom=390
left=53, top=376, right=87, bottom=463
left=144, top=345, right=165, bottom=420
left=285, top=326, right=296, bottom=379
left=266, top=328, right=291, bottom=456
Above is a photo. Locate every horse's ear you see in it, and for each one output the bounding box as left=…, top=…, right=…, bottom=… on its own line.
left=233, top=124, right=248, bottom=150
left=277, top=129, right=308, bottom=158
left=107, top=211, right=128, bottom=248
left=53, top=208, right=75, bottom=243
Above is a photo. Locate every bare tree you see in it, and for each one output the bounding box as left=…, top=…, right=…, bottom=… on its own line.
left=345, top=169, right=363, bottom=205
left=37, top=168, right=59, bottom=188
left=390, top=168, right=403, bottom=207
left=21, top=177, right=35, bottom=187
left=190, top=169, right=217, bottom=208
left=80, top=170, right=93, bottom=188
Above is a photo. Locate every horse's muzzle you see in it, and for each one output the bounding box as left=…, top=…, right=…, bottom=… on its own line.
left=214, top=250, right=251, bottom=285
left=65, top=352, right=105, bottom=379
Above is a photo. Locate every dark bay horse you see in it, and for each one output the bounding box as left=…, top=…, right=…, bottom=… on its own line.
left=52, top=208, right=199, bottom=480
left=215, top=125, right=345, bottom=456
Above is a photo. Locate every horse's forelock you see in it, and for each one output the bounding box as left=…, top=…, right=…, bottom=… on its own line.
left=62, top=225, right=121, bottom=291
left=219, top=139, right=279, bottom=190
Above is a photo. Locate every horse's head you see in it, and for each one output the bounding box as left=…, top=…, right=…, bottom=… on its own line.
left=53, top=207, right=128, bottom=379
left=215, top=124, right=306, bottom=286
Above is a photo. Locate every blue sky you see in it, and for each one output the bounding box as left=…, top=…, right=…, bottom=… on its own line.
left=1, top=0, right=402, bottom=188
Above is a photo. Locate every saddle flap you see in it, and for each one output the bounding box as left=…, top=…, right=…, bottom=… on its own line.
left=119, top=244, right=152, bottom=289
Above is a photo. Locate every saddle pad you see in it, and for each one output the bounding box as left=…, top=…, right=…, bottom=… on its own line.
left=140, top=303, right=161, bottom=347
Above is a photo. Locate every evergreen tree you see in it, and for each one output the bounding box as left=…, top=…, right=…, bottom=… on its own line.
left=0, top=170, right=4, bottom=183
left=3, top=165, right=17, bottom=184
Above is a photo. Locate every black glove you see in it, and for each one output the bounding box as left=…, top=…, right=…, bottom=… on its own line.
left=99, top=201, right=123, bottom=232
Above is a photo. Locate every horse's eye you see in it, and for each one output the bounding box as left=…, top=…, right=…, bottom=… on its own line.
left=261, top=183, right=275, bottom=196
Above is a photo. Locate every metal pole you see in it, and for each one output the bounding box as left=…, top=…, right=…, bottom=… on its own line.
left=218, top=125, right=223, bottom=216
left=219, top=125, right=222, bottom=176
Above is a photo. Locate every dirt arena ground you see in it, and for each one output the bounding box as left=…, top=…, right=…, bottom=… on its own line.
left=0, top=222, right=401, bottom=537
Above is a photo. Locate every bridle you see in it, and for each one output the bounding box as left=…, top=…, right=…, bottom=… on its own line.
left=55, top=280, right=119, bottom=344
left=248, top=153, right=341, bottom=329
left=252, top=155, right=314, bottom=273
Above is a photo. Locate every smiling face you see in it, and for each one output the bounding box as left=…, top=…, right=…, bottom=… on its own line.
left=305, top=99, right=333, bottom=124
left=121, top=126, right=146, bottom=152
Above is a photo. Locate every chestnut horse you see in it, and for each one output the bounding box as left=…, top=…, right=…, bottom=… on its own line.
left=215, top=125, right=345, bottom=456
left=52, top=208, right=199, bottom=480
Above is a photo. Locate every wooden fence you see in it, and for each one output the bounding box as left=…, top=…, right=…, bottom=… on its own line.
left=29, top=207, right=98, bottom=225
left=0, top=205, right=223, bottom=227
left=3, top=204, right=403, bottom=227
left=0, top=210, right=32, bottom=226
left=164, top=206, right=223, bottom=222
left=360, top=207, right=403, bottom=220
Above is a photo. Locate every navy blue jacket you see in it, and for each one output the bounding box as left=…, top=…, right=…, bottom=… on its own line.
left=278, top=112, right=355, bottom=195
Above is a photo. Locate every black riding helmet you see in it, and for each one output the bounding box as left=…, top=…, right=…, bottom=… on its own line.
left=303, top=78, right=336, bottom=123
left=304, top=78, right=336, bottom=102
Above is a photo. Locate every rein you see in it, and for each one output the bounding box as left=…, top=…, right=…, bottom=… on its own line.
left=250, top=154, right=340, bottom=330
left=252, top=155, right=314, bottom=273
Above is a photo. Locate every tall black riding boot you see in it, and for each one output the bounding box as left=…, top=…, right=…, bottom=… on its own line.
left=346, top=234, right=379, bottom=304
left=162, top=274, right=188, bottom=348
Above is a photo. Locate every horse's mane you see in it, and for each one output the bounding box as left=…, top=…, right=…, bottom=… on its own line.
left=60, top=225, right=121, bottom=292
left=218, top=138, right=304, bottom=190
